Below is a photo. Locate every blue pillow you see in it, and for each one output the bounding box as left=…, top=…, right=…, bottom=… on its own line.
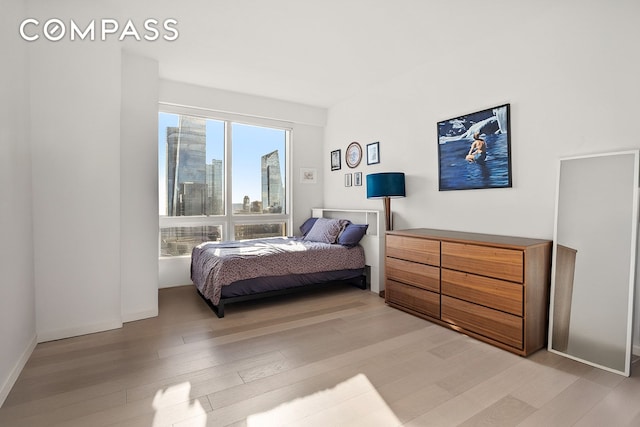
left=337, top=223, right=368, bottom=247
left=299, top=217, right=318, bottom=236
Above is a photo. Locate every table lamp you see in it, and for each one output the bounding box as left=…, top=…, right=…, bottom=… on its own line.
left=366, top=172, right=406, bottom=230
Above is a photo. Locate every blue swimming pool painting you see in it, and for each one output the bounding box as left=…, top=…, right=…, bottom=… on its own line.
left=437, top=104, right=512, bottom=191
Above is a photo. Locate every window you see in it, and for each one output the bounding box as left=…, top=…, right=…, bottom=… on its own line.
left=159, top=110, right=289, bottom=257
left=160, top=226, right=221, bottom=257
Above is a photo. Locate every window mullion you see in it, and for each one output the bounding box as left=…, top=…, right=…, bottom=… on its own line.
left=224, top=120, right=234, bottom=240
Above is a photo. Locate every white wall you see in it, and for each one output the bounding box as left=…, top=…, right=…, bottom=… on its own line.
left=26, top=0, right=162, bottom=340
left=120, top=51, right=160, bottom=322
left=30, top=39, right=124, bottom=341
left=0, top=0, right=37, bottom=407
left=158, top=80, right=327, bottom=286
left=323, top=2, right=640, bottom=346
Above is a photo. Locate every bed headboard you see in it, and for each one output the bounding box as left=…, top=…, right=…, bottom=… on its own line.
left=311, top=208, right=385, bottom=294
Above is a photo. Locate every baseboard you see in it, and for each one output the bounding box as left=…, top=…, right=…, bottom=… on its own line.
left=0, top=335, right=37, bottom=408
left=158, top=282, right=193, bottom=289
left=122, top=308, right=158, bottom=323
left=633, top=343, right=640, bottom=358
left=37, top=319, right=123, bottom=343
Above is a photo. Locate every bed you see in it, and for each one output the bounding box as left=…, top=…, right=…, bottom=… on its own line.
left=191, top=209, right=382, bottom=317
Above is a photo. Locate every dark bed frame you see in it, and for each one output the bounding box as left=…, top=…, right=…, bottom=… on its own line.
left=196, top=272, right=369, bottom=318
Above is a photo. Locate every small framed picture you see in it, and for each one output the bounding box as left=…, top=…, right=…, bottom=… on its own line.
left=366, top=141, right=380, bottom=165
left=331, top=149, right=341, bottom=171
left=299, top=168, right=317, bottom=184
left=354, top=172, right=362, bottom=186
left=345, top=173, right=352, bottom=187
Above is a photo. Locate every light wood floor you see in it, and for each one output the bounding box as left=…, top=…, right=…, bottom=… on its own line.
left=1, top=285, right=639, bottom=427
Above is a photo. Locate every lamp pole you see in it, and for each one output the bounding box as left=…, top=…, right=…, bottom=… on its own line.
left=383, top=196, right=392, bottom=231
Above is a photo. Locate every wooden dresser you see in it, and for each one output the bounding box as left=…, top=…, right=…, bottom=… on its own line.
left=385, top=228, right=552, bottom=356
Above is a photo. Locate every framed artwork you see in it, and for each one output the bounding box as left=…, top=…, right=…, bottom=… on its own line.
left=299, top=168, right=317, bottom=184
left=345, top=142, right=363, bottom=168
left=331, top=149, right=341, bottom=171
left=344, top=173, right=352, bottom=187
left=437, top=104, right=512, bottom=191
left=366, top=141, right=380, bottom=165
left=354, top=172, right=362, bottom=186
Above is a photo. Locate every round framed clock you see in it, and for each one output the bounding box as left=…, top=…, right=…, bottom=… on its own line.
left=345, top=142, right=363, bottom=168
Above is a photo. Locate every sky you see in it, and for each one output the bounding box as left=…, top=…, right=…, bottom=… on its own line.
left=158, top=112, right=286, bottom=215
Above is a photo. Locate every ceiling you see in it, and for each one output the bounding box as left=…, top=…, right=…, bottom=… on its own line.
left=116, top=0, right=545, bottom=108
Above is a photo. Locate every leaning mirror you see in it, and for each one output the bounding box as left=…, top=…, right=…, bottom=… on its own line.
left=549, top=150, right=638, bottom=376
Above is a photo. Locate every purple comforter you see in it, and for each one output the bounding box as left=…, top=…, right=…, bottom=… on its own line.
left=191, top=237, right=365, bottom=305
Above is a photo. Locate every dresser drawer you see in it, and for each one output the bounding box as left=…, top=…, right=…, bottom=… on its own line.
left=386, top=235, right=440, bottom=266
left=441, top=242, right=523, bottom=283
left=441, top=269, right=523, bottom=316
left=386, top=257, right=440, bottom=293
left=441, top=295, right=523, bottom=349
left=386, top=279, right=440, bottom=318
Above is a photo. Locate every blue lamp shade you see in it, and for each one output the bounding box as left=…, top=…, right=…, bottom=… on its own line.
left=366, top=172, right=406, bottom=199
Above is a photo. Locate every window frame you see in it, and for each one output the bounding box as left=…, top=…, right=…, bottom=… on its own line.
left=158, top=103, right=292, bottom=256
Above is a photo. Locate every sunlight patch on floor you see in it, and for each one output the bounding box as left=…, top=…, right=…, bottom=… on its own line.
left=247, top=374, right=401, bottom=426
left=152, top=382, right=207, bottom=427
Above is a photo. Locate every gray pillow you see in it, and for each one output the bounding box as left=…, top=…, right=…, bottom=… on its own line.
left=299, top=217, right=318, bottom=236
left=303, top=218, right=349, bottom=244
